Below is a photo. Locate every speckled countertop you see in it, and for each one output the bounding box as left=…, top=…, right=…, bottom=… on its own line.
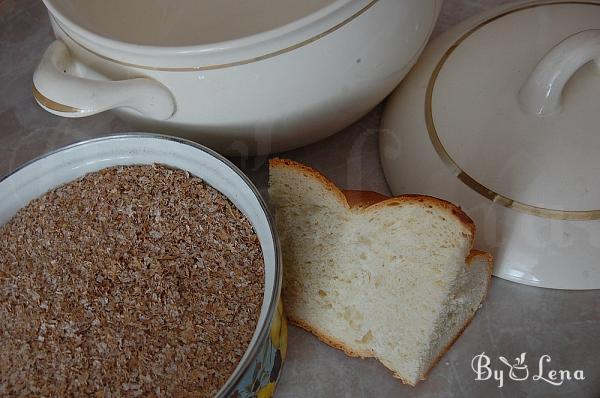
left=1, top=0, right=599, bottom=397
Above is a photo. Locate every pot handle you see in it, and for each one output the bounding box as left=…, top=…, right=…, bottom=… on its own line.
left=519, top=29, right=600, bottom=116
left=33, top=40, right=176, bottom=120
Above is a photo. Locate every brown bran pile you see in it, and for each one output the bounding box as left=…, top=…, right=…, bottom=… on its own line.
left=0, top=164, right=265, bottom=397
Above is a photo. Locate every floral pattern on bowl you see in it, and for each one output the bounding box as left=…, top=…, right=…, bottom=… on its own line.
left=233, top=300, right=288, bottom=398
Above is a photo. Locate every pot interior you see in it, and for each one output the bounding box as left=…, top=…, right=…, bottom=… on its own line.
left=46, top=0, right=337, bottom=46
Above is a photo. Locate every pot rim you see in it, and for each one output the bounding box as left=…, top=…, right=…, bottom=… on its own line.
left=0, top=133, right=283, bottom=397
left=43, top=0, right=378, bottom=69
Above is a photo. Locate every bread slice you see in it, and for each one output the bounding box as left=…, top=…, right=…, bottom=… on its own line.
left=268, top=158, right=493, bottom=386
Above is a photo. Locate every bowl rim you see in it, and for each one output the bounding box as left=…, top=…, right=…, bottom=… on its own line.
left=0, top=133, right=283, bottom=397
left=43, top=0, right=379, bottom=70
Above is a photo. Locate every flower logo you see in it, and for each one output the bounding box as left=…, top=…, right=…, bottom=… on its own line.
left=499, top=353, right=529, bottom=381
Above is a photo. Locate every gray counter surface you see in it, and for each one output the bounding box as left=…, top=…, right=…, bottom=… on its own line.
left=1, top=0, right=599, bottom=397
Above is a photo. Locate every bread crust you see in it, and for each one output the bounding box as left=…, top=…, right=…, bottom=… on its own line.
left=269, top=158, right=349, bottom=206
left=269, top=158, right=476, bottom=244
left=269, top=157, right=494, bottom=386
left=288, top=317, right=372, bottom=358
left=290, top=315, right=417, bottom=385
left=342, top=190, right=390, bottom=208
left=418, top=252, right=494, bottom=383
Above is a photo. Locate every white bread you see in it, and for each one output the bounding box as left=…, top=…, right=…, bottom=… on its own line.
left=268, top=158, right=493, bottom=386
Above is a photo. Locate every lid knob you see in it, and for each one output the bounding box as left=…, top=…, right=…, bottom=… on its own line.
left=519, top=29, right=600, bottom=116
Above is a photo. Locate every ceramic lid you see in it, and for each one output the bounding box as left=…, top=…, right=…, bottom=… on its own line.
left=47, top=0, right=337, bottom=46
left=428, top=2, right=600, bottom=219
left=380, top=1, right=600, bottom=289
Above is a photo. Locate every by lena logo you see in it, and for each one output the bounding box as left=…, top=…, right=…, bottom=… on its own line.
left=471, top=352, right=585, bottom=388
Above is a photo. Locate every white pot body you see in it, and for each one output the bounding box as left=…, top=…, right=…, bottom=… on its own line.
left=34, top=0, right=442, bottom=155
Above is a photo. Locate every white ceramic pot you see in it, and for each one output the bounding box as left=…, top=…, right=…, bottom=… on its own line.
left=0, top=134, right=286, bottom=397
left=380, top=0, right=600, bottom=290
left=33, top=0, right=442, bottom=155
